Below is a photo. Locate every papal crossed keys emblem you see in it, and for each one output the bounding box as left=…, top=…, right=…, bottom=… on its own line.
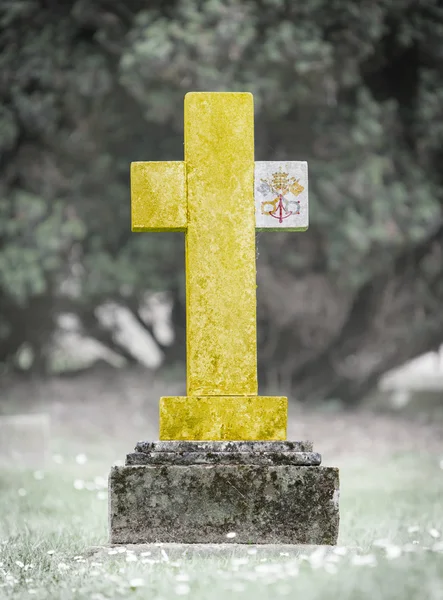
left=255, top=161, right=309, bottom=231
left=259, top=169, right=303, bottom=222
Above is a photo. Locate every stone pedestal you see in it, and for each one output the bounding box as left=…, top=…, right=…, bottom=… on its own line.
left=109, top=441, right=339, bottom=545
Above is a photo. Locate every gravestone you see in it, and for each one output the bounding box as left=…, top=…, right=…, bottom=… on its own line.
left=109, top=92, right=339, bottom=544
left=0, top=414, right=50, bottom=468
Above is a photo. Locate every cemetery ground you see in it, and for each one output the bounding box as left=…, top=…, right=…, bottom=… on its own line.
left=0, top=367, right=443, bottom=599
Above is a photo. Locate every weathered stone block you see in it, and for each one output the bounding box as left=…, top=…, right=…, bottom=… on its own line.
left=109, top=441, right=339, bottom=545
left=127, top=440, right=320, bottom=467
left=135, top=441, right=314, bottom=453
left=126, top=451, right=322, bottom=466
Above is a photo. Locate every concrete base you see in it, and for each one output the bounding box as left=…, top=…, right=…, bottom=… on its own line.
left=108, top=441, right=339, bottom=545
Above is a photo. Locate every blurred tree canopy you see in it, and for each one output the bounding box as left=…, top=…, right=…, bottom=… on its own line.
left=1, top=0, right=443, bottom=402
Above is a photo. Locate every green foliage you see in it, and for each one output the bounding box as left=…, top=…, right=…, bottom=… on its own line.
left=0, top=0, right=442, bottom=377
left=0, top=192, right=85, bottom=304
left=119, top=0, right=443, bottom=287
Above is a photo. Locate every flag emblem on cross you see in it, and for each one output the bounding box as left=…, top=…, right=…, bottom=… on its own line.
left=259, top=168, right=304, bottom=223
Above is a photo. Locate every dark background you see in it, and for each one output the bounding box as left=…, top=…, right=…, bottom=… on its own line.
left=1, top=0, right=443, bottom=405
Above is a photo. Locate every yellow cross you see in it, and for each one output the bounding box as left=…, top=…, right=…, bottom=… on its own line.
left=131, top=92, right=289, bottom=441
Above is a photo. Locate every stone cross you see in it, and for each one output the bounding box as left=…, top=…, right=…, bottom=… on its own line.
left=131, top=92, right=308, bottom=441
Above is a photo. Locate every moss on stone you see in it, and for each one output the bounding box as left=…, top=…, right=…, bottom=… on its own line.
left=109, top=463, right=339, bottom=545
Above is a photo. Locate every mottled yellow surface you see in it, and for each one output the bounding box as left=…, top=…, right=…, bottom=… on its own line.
left=131, top=161, right=186, bottom=232
left=131, top=92, right=291, bottom=441
left=184, top=92, right=257, bottom=396
left=159, top=396, right=287, bottom=441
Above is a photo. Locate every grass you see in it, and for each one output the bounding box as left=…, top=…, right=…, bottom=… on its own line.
left=0, top=371, right=443, bottom=599
left=0, top=451, right=442, bottom=599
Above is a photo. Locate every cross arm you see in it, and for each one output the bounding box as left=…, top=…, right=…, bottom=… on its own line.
left=131, top=161, right=187, bottom=232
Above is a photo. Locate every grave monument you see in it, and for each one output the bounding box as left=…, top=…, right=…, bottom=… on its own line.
left=109, top=92, right=339, bottom=544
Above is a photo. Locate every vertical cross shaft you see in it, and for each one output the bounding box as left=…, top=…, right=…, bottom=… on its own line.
left=131, top=92, right=287, bottom=441
left=184, top=92, right=257, bottom=396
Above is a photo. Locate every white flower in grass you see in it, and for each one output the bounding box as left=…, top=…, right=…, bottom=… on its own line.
left=175, top=583, right=190, bottom=595
left=33, top=471, right=44, bottom=480
left=439, top=458, right=443, bottom=470
left=285, top=563, right=299, bottom=578
left=308, top=547, right=327, bottom=569
left=161, top=549, right=170, bottom=562
left=47, top=550, right=55, bottom=555
left=226, top=532, right=236, bottom=539
left=403, top=543, right=420, bottom=553
left=373, top=539, right=390, bottom=548
left=97, top=491, right=107, bottom=501
left=429, top=528, right=441, bottom=539
left=129, top=578, right=145, bottom=589
left=176, top=573, right=190, bottom=582
left=73, top=480, right=84, bottom=490
left=231, top=557, right=248, bottom=567
left=255, top=563, right=281, bottom=574
left=17, top=489, right=27, bottom=497
left=326, top=554, right=340, bottom=564
left=15, top=561, right=24, bottom=568
left=351, top=554, right=377, bottom=567
left=385, top=545, right=402, bottom=560
left=52, top=454, right=64, bottom=464
left=125, top=554, right=137, bottom=563
left=75, top=453, right=88, bottom=465
left=407, top=525, right=420, bottom=534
